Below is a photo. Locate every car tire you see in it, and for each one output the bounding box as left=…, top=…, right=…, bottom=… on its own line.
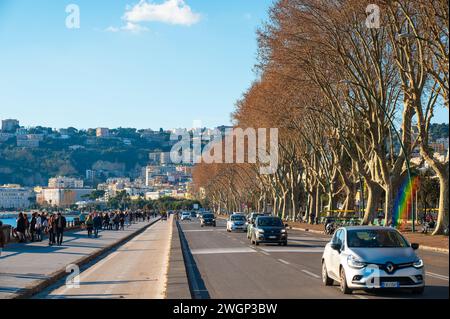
left=340, top=267, right=352, bottom=294
left=412, top=287, right=425, bottom=295
left=322, top=262, right=334, bottom=286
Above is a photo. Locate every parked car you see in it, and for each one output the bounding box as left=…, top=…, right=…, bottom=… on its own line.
left=321, top=226, right=425, bottom=295
left=196, top=211, right=203, bottom=218
left=200, top=212, right=216, bottom=227
left=250, top=216, right=288, bottom=246
left=227, top=214, right=247, bottom=232
left=180, top=212, right=191, bottom=221
left=246, top=213, right=265, bottom=239
left=190, top=211, right=197, bottom=218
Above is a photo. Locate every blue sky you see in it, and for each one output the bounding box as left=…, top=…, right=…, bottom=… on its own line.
left=0, top=0, right=447, bottom=131
left=0, top=0, right=273, bottom=130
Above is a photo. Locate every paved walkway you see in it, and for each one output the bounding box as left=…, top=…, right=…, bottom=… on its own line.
left=0, top=219, right=158, bottom=299
left=38, top=216, right=173, bottom=299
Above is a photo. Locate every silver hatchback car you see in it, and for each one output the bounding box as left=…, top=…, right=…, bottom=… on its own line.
left=322, top=226, right=425, bottom=295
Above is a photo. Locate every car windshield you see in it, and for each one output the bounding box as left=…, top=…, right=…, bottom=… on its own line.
left=203, top=214, right=214, bottom=219
left=231, top=215, right=246, bottom=221
left=257, top=217, right=283, bottom=227
left=347, top=229, right=409, bottom=248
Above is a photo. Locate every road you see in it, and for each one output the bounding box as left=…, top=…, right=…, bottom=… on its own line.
left=178, top=217, right=449, bottom=299
left=35, top=218, right=172, bottom=299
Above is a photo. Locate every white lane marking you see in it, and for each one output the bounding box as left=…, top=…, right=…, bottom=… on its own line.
left=301, top=269, right=320, bottom=279
left=289, top=236, right=329, bottom=242
left=182, top=229, right=226, bottom=232
left=260, top=247, right=324, bottom=253
left=426, top=272, right=449, bottom=281
left=354, top=295, right=369, bottom=299
left=260, top=251, right=271, bottom=256
left=278, top=259, right=290, bottom=265
left=191, top=247, right=257, bottom=255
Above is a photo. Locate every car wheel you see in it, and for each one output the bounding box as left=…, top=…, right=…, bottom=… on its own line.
left=412, top=287, right=425, bottom=295
left=340, top=267, right=352, bottom=294
left=322, top=261, right=334, bottom=286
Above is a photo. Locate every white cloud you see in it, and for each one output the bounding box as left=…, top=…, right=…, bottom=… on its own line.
left=124, top=0, right=201, bottom=26
left=105, top=22, right=149, bottom=33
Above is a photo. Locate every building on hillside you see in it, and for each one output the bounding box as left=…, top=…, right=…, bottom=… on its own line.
left=1, top=119, right=19, bottom=132
left=48, top=177, right=84, bottom=189
left=96, top=127, right=110, bottom=138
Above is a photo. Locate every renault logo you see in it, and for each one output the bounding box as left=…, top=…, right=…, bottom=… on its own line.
left=386, top=263, right=395, bottom=274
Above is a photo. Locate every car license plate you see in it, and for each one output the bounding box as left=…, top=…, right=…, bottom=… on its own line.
left=382, top=282, right=399, bottom=288
left=269, top=236, right=277, bottom=239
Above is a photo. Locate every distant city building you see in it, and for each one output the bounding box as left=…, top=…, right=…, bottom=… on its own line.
left=86, top=170, right=97, bottom=182
left=145, top=191, right=162, bottom=200
left=37, top=188, right=94, bottom=207
left=16, top=134, right=43, bottom=148
left=160, top=152, right=172, bottom=165
left=48, top=176, right=84, bottom=189
left=0, top=133, right=14, bottom=142
left=96, top=127, right=110, bottom=137
left=0, top=185, right=33, bottom=209
left=1, top=119, right=19, bottom=132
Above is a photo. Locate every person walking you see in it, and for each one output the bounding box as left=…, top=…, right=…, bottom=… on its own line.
left=35, top=213, right=43, bottom=242
left=16, top=213, right=26, bottom=243
left=114, top=213, right=120, bottom=230
left=85, top=214, right=94, bottom=238
left=55, top=213, right=66, bottom=246
left=30, top=213, right=37, bottom=242
left=47, top=214, right=56, bottom=246
left=23, top=213, right=30, bottom=242
left=93, top=213, right=102, bottom=238
left=119, top=212, right=125, bottom=231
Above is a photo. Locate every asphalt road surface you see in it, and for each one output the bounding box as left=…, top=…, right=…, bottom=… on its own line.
left=178, top=217, right=449, bottom=299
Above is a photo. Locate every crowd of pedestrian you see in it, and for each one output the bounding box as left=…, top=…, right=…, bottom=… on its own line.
left=5, top=210, right=158, bottom=247
left=79, top=210, right=156, bottom=239
left=11, top=211, right=67, bottom=246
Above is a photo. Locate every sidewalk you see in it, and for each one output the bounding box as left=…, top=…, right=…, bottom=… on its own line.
left=0, top=219, right=159, bottom=299
left=39, top=217, right=172, bottom=299
left=288, top=221, right=449, bottom=253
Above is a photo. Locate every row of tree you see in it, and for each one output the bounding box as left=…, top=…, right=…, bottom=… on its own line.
left=193, top=0, right=448, bottom=235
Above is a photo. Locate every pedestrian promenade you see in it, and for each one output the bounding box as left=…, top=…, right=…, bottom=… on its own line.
left=39, top=216, right=173, bottom=299
left=0, top=219, right=158, bottom=299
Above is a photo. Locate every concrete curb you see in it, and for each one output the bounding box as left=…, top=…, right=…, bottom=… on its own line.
left=176, top=220, right=210, bottom=299
left=292, top=227, right=325, bottom=235
left=165, top=219, right=191, bottom=299
left=418, top=245, right=449, bottom=254
left=11, top=218, right=160, bottom=299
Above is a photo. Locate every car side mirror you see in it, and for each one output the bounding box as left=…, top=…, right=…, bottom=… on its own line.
left=331, top=243, right=341, bottom=252
left=411, top=243, right=419, bottom=250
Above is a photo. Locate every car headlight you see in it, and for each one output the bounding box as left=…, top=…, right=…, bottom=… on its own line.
left=347, top=255, right=366, bottom=269
left=413, top=259, right=424, bottom=269
left=281, top=229, right=287, bottom=233
left=257, top=229, right=265, bottom=234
